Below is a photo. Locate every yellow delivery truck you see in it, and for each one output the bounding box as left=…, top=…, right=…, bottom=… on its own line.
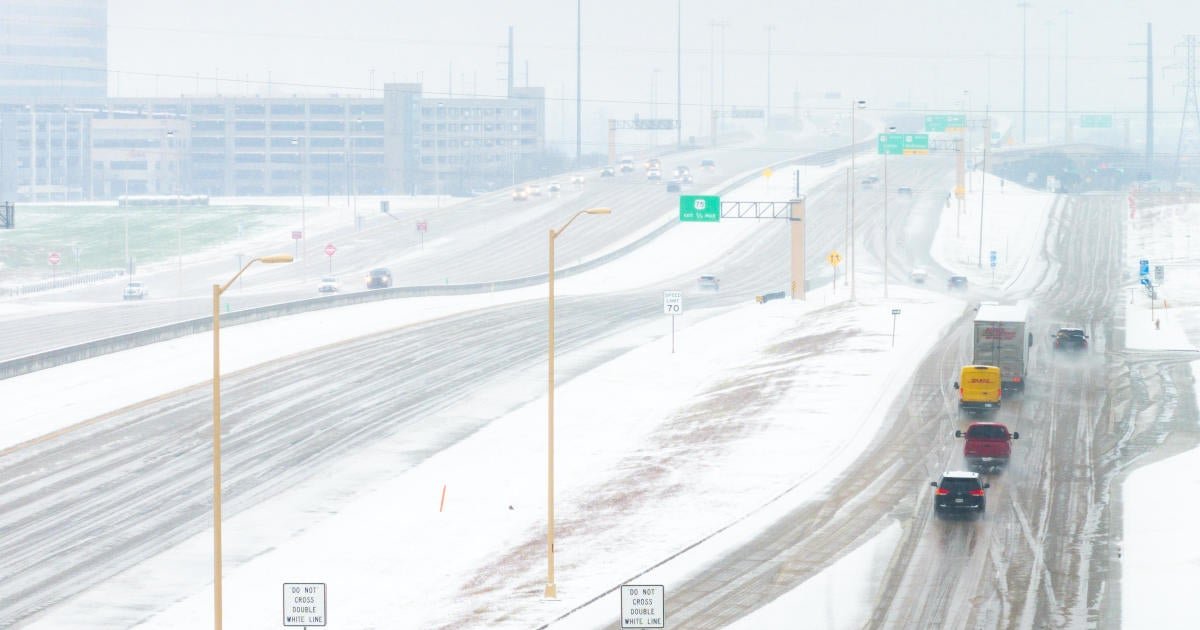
left=954, top=365, right=1002, bottom=414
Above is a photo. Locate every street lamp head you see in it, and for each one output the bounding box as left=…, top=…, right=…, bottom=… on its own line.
left=258, top=254, right=294, bottom=264
left=585, top=208, right=611, bottom=215
left=856, top=100, right=867, bottom=109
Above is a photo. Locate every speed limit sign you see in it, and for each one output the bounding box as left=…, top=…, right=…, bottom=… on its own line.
left=662, top=290, right=683, bottom=315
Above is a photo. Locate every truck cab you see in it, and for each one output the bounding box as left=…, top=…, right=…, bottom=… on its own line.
left=955, top=422, right=1019, bottom=471
left=954, top=365, right=1002, bottom=414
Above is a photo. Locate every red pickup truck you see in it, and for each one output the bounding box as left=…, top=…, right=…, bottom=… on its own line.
left=955, top=422, right=1019, bottom=471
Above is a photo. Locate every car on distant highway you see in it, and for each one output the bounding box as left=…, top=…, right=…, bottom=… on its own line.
left=1052, top=327, right=1089, bottom=352
left=645, top=158, right=661, bottom=170
left=366, top=268, right=392, bottom=289
left=318, top=276, right=339, bottom=293
left=547, top=182, right=561, bottom=193
left=122, top=281, right=148, bottom=300
left=619, top=157, right=635, bottom=173
left=910, top=268, right=928, bottom=284
left=646, top=168, right=662, bottom=181
left=673, top=165, right=690, bottom=178
left=529, top=184, right=542, bottom=196
left=898, top=186, right=913, bottom=195
left=862, top=175, right=879, bottom=187
left=601, top=166, right=616, bottom=177
left=701, top=158, right=716, bottom=170
left=681, top=172, right=693, bottom=184
left=570, top=174, right=584, bottom=185
left=512, top=187, right=529, bottom=201
left=947, top=275, right=968, bottom=290
left=666, top=179, right=681, bottom=192
left=931, top=471, right=989, bottom=519
left=697, top=274, right=720, bottom=291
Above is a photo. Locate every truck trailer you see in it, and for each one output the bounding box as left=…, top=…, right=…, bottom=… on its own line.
left=973, top=303, right=1033, bottom=392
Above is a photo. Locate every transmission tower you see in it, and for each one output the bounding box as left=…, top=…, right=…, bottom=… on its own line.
left=1174, top=35, right=1200, bottom=179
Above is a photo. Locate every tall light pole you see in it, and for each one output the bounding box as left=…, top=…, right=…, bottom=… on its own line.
left=676, top=0, right=682, bottom=147
left=766, top=25, right=775, bottom=130
left=850, top=99, right=866, bottom=301
left=1063, top=8, right=1071, bottom=143
left=651, top=68, right=661, bottom=146
left=575, top=0, right=581, bottom=163
left=435, top=103, right=443, bottom=208
left=352, top=117, right=362, bottom=226
left=1019, top=2, right=1031, bottom=144
left=291, top=137, right=307, bottom=260
left=212, top=253, right=293, bottom=630
left=546, top=207, right=611, bottom=600
left=883, top=125, right=895, bottom=299
left=167, top=128, right=182, bottom=298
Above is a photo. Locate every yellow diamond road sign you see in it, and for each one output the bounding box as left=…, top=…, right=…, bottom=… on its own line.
left=762, top=167, right=773, bottom=179
left=827, top=251, right=842, bottom=267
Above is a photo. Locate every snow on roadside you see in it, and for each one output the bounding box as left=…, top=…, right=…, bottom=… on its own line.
left=1121, top=198, right=1200, bottom=629
left=930, top=171, right=1056, bottom=294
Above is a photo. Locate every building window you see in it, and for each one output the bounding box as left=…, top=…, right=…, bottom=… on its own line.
left=192, top=104, right=225, bottom=116
left=311, top=137, right=343, bottom=148
left=235, top=153, right=266, bottom=163
left=235, top=104, right=266, bottom=116
left=235, top=121, right=266, bottom=132
left=193, top=120, right=225, bottom=132
left=311, top=121, right=344, bottom=132
left=270, top=104, right=306, bottom=116
left=350, top=104, right=384, bottom=116
left=310, top=104, right=344, bottom=115
left=271, top=121, right=304, bottom=132
left=235, top=137, right=266, bottom=148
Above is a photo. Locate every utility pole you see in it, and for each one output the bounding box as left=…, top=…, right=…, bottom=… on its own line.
left=1174, top=35, right=1200, bottom=179
left=1063, top=9, right=1071, bottom=142
left=1019, top=2, right=1031, bottom=144
left=1046, top=21, right=1053, bottom=143
left=979, top=110, right=990, bottom=267
left=1148, top=23, right=1154, bottom=172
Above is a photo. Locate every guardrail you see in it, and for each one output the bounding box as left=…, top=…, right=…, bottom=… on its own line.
left=0, top=268, right=127, bottom=297
left=0, top=139, right=868, bottom=381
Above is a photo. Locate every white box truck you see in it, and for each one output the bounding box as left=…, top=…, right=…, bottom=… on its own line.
left=973, top=303, right=1033, bottom=393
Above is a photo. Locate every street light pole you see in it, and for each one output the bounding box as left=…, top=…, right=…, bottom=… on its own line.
left=1019, top=2, right=1031, bottom=144
left=883, top=125, right=895, bottom=299
left=850, top=99, right=865, bottom=301
left=546, top=207, right=611, bottom=600
left=167, top=129, right=181, bottom=298
left=212, top=253, right=293, bottom=630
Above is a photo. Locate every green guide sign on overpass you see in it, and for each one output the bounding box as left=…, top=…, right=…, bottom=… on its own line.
left=877, top=133, right=930, bottom=155
left=924, top=114, right=966, bottom=132
left=1080, top=114, right=1113, bottom=128
left=679, top=195, right=720, bottom=222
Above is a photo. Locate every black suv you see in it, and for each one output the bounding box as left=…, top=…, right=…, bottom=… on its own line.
left=947, top=275, right=968, bottom=290
left=1052, top=327, right=1088, bottom=352
left=366, top=268, right=392, bottom=289
left=931, top=471, right=989, bottom=519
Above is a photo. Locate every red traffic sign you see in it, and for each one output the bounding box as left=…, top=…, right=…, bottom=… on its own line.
left=48, top=252, right=61, bottom=265
left=292, top=230, right=303, bottom=240
left=324, top=243, right=336, bottom=257
left=416, top=220, right=428, bottom=233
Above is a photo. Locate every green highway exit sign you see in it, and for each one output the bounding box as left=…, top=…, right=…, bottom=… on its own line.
left=679, top=195, right=721, bottom=222
left=1080, top=114, right=1113, bottom=128
left=924, top=114, right=966, bottom=132
left=877, top=133, right=930, bottom=155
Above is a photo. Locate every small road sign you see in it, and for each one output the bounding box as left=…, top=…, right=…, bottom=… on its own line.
left=621, top=584, right=665, bottom=629
left=662, top=290, right=683, bottom=315
left=416, top=220, right=428, bottom=232
left=283, top=583, right=326, bottom=627
left=324, top=243, right=337, bottom=257
left=1139, top=258, right=1149, bottom=277
left=891, top=308, right=902, bottom=315
left=292, top=230, right=302, bottom=240
left=48, top=252, right=61, bottom=265
left=1080, top=114, right=1113, bottom=128
left=679, top=195, right=720, bottom=222
left=989, top=250, right=997, bottom=268
left=924, top=114, right=967, bottom=132
left=762, top=167, right=773, bottom=179
left=827, top=251, right=842, bottom=267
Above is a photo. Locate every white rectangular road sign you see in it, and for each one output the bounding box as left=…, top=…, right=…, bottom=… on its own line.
left=621, top=584, right=665, bottom=628
left=662, top=291, right=683, bottom=315
left=283, top=583, right=326, bottom=626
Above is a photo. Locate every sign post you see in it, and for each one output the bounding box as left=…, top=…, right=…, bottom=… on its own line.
left=827, top=250, right=842, bottom=294
left=679, top=195, right=721, bottom=222
left=890, top=308, right=902, bottom=348
left=416, top=219, right=428, bottom=251
left=662, top=291, right=682, bottom=353
left=324, top=243, right=337, bottom=273
left=989, top=249, right=997, bottom=283
left=291, top=230, right=302, bottom=259
left=48, top=251, right=60, bottom=284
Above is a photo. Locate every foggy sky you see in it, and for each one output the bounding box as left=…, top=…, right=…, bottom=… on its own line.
left=109, top=1, right=1200, bottom=151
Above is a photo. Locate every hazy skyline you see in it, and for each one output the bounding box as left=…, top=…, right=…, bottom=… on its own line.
left=107, top=1, right=1200, bottom=150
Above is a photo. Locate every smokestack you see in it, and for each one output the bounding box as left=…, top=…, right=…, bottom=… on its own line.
left=507, top=26, right=514, bottom=97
